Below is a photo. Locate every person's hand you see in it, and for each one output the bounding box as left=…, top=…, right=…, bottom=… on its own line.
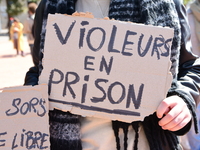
left=156, top=95, right=191, bottom=131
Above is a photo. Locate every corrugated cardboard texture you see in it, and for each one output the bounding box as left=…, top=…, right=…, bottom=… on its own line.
left=0, top=84, right=50, bottom=150
left=40, top=14, right=174, bottom=122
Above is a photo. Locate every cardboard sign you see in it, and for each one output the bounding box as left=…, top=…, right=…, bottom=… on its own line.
left=39, top=13, right=173, bottom=122
left=0, top=84, right=50, bottom=150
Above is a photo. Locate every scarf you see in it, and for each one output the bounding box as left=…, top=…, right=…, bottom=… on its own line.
left=38, top=0, right=184, bottom=149
left=190, top=0, right=200, bottom=43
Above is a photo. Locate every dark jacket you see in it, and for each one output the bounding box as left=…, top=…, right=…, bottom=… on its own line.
left=24, top=0, right=200, bottom=134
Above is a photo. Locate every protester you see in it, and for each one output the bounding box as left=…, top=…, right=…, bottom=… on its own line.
left=24, top=0, right=200, bottom=149
left=179, top=0, right=200, bottom=149
left=10, top=18, right=24, bottom=57
left=23, top=2, right=37, bottom=60
left=8, top=17, right=14, bottom=40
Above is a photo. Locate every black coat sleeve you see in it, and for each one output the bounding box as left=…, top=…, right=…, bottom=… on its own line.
left=169, top=0, right=200, bottom=135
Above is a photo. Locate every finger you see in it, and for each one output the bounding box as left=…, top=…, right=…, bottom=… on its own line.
left=160, top=110, right=185, bottom=130
left=156, top=100, right=172, bottom=119
left=167, top=114, right=191, bottom=131
left=158, top=104, right=182, bottom=126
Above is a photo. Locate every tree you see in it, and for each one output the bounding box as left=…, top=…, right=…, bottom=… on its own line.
left=183, top=0, right=192, bottom=5
left=27, top=0, right=39, bottom=4
left=6, top=0, right=25, bottom=26
left=5, top=0, right=40, bottom=19
left=1, top=0, right=40, bottom=38
left=6, top=0, right=25, bottom=18
left=4, top=0, right=26, bottom=38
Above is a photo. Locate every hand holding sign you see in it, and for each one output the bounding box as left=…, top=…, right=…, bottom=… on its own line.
left=157, top=95, right=192, bottom=131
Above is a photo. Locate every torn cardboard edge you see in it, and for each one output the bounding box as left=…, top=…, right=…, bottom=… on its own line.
left=0, top=84, right=50, bottom=150
left=62, top=11, right=173, bottom=30
left=40, top=13, right=174, bottom=122
left=2, top=84, right=46, bottom=92
left=0, top=84, right=49, bottom=118
left=0, top=84, right=49, bottom=107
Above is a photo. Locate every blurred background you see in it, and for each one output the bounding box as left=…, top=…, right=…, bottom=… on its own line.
left=0, top=0, right=194, bottom=32
left=0, top=0, right=40, bottom=90
left=0, top=0, right=40, bottom=32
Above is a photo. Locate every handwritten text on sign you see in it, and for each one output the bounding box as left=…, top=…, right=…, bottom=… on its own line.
left=39, top=14, right=173, bottom=122
left=0, top=85, right=50, bottom=150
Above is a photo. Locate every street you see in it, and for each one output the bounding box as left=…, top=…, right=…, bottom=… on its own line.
left=0, top=30, right=34, bottom=90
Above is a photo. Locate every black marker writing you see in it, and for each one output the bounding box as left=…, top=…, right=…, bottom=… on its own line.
left=48, top=68, right=144, bottom=109
left=0, top=132, right=7, bottom=147
left=54, top=20, right=172, bottom=59
left=11, top=129, right=49, bottom=149
left=53, top=21, right=76, bottom=45
left=5, top=98, right=46, bottom=117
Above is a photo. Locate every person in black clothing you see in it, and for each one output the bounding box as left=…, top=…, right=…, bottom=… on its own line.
left=24, top=0, right=200, bottom=149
